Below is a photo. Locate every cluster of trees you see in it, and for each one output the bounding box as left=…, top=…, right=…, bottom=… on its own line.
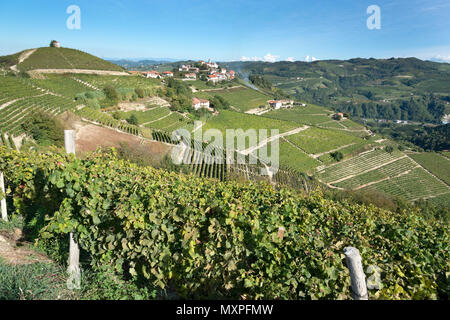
left=366, top=122, right=449, bottom=152
left=21, top=112, right=65, bottom=147
left=209, top=95, right=230, bottom=110
left=334, top=95, right=447, bottom=123
left=408, top=124, right=450, bottom=151
left=249, top=74, right=288, bottom=100
left=163, top=78, right=193, bottom=112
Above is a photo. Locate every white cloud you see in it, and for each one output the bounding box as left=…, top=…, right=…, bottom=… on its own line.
left=433, top=54, right=450, bottom=62
left=240, top=53, right=281, bottom=63
left=304, top=56, right=318, bottom=62
left=263, top=53, right=280, bottom=63
left=240, top=56, right=261, bottom=62
left=286, top=57, right=295, bottom=62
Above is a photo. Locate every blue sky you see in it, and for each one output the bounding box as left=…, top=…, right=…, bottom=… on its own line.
left=1, top=0, right=449, bottom=62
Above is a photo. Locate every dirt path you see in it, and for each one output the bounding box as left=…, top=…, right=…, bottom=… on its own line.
left=9, top=49, right=37, bottom=72
left=0, top=232, right=51, bottom=265
left=141, top=111, right=173, bottom=126
left=311, top=143, right=356, bottom=159
left=72, top=77, right=100, bottom=91
left=281, top=136, right=318, bottom=161
left=200, top=85, right=243, bottom=92
left=0, top=99, right=22, bottom=111
left=240, top=126, right=309, bottom=155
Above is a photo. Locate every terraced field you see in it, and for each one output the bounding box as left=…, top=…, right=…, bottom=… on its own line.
left=317, top=142, right=372, bottom=164
left=318, top=149, right=405, bottom=184
left=334, top=157, right=419, bottom=190
left=75, top=74, right=160, bottom=90
left=144, top=112, right=190, bottom=131
left=0, top=76, right=45, bottom=103
left=278, top=140, right=321, bottom=173
left=285, top=127, right=363, bottom=155
left=114, top=107, right=171, bottom=125
left=408, top=152, right=450, bottom=185
left=364, top=167, right=449, bottom=202
left=0, top=75, right=77, bottom=137
left=29, top=74, right=95, bottom=98
left=77, top=107, right=140, bottom=135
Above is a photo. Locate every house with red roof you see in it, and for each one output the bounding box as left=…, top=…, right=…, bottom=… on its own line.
left=162, top=71, right=173, bottom=77
left=192, top=98, right=212, bottom=111
left=184, top=73, right=197, bottom=80
left=207, top=74, right=219, bottom=83
left=142, top=70, right=161, bottom=79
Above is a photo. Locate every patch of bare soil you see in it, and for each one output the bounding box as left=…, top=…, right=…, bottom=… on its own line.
left=0, top=230, right=51, bottom=265
left=74, top=122, right=173, bottom=162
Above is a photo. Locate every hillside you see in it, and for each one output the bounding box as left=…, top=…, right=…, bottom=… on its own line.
left=222, top=58, right=450, bottom=123
left=0, top=47, right=125, bottom=73
left=0, top=49, right=449, bottom=210
left=0, top=146, right=448, bottom=299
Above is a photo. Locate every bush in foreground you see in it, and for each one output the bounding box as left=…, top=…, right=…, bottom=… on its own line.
left=0, top=146, right=448, bottom=299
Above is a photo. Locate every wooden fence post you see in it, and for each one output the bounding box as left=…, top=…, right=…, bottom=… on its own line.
left=344, top=246, right=368, bottom=300
left=0, top=171, right=7, bottom=222
left=64, top=130, right=81, bottom=289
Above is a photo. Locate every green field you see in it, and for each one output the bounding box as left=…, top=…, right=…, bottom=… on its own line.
left=19, top=47, right=124, bottom=72
left=408, top=152, right=450, bottom=185
left=334, top=157, right=418, bottom=190
left=278, top=140, right=321, bottom=173
left=364, top=167, right=449, bottom=202
left=113, top=107, right=171, bottom=125
left=144, top=112, right=190, bottom=131
left=285, top=127, right=363, bottom=155
left=197, top=87, right=271, bottom=112
left=75, top=74, right=160, bottom=89
left=318, top=149, right=404, bottom=183
left=317, top=142, right=373, bottom=164
left=202, top=110, right=299, bottom=135
left=29, top=74, right=94, bottom=98
left=263, top=109, right=332, bottom=125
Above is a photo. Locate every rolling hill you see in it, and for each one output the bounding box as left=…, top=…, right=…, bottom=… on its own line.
left=0, top=48, right=449, bottom=209
left=0, top=47, right=125, bottom=73
left=222, top=58, right=450, bottom=124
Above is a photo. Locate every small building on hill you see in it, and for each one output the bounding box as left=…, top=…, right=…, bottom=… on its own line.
left=162, top=71, right=174, bottom=77
left=268, top=100, right=294, bottom=109
left=207, top=74, right=219, bottom=83
left=143, top=70, right=161, bottom=79
left=268, top=100, right=283, bottom=109
left=192, top=98, right=212, bottom=111
left=332, top=112, right=345, bottom=120
left=50, top=40, right=61, bottom=48
left=184, top=73, right=197, bottom=80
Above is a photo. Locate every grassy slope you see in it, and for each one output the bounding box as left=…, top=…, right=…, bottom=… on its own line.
left=202, top=109, right=299, bottom=135
left=409, top=152, right=450, bottom=185
left=196, top=86, right=271, bottom=112
left=18, top=47, right=124, bottom=72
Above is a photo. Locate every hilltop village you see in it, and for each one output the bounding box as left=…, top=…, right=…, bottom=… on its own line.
left=130, top=60, right=236, bottom=83
left=130, top=60, right=237, bottom=111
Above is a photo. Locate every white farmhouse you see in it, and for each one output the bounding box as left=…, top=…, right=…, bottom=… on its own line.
left=192, top=98, right=212, bottom=111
